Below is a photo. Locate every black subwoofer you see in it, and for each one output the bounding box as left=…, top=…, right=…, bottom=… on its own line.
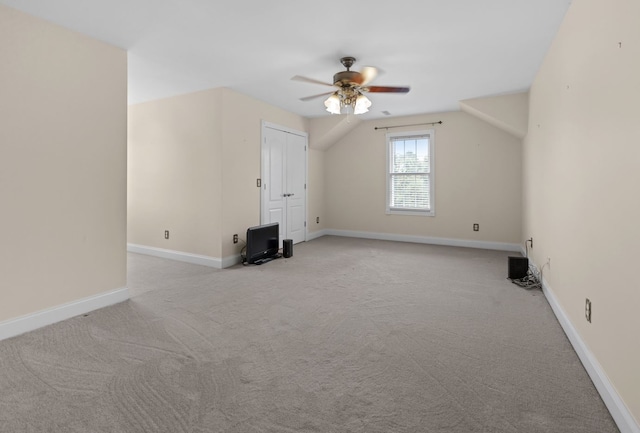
left=508, top=256, right=528, bottom=279
left=283, top=239, right=293, bottom=258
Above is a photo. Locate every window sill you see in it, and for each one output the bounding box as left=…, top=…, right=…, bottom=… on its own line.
left=386, top=209, right=435, bottom=217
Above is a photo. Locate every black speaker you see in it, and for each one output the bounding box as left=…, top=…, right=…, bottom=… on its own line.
left=283, top=239, right=293, bottom=258
left=508, top=256, right=528, bottom=279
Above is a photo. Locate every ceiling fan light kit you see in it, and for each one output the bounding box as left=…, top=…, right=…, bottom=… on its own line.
left=324, top=93, right=341, bottom=114
left=324, top=89, right=372, bottom=115
left=296, top=57, right=409, bottom=116
left=354, top=94, right=372, bottom=114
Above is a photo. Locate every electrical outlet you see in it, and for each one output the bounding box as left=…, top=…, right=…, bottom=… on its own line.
left=585, top=298, right=592, bottom=323
left=164, top=230, right=169, bottom=240
left=473, top=223, right=479, bottom=232
left=233, top=234, right=238, bottom=244
left=256, top=179, right=261, bottom=187
left=316, top=217, right=320, bottom=224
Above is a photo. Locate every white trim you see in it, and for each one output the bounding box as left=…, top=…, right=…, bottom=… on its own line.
left=386, top=208, right=435, bottom=217
left=0, top=287, right=129, bottom=341
left=541, top=277, right=640, bottom=433
left=306, top=229, right=328, bottom=241
left=221, top=254, right=243, bottom=268
left=127, top=243, right=244, bottom=269
left=324, top=229, right=521, bottom=252
left=305, top=132, right=309, bottom=244
left=262, top=120, right=308, bottom=138
left=128, top=243, right=222, bottom=268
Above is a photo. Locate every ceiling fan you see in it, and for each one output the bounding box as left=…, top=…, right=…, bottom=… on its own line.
left=292, top=56, right=410, bottom=115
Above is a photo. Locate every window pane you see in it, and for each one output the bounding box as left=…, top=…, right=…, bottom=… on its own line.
left=390, top=174, right=430, bottom=209
left=416, top=139, right=429, bottom=173
left=391, top=137, right=429, bottom=174
left=392, top=141, right=404, bottom=172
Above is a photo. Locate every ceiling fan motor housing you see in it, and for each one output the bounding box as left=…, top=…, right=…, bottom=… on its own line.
left=333, top=70, right=362, bottom=87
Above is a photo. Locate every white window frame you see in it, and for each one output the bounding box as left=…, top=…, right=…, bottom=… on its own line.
left=386, top=129, right=435, bottom=216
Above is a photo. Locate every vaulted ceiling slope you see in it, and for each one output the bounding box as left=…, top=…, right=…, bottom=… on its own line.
left=0, top=0, right=571, bottom=119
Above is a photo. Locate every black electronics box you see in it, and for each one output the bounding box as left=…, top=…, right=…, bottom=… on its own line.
left=283, top=239, right=293, bottom=258
left=508, top=256, right=528, bottom=279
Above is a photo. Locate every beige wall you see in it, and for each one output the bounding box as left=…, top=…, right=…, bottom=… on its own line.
left=307, top=148, right=326, bottom=233
left=325, top=111, right=522, bottom=244
left=523, top=0, right=640, bottom=423
left=0, top=5, right=127, bottom=322
left=460, top=92, right=529, bottom=139
left=128, top=88, right=224, bottom=258
left=128, top=88, right=314, bottom=262
left=220, top=89, right=309, bottom=258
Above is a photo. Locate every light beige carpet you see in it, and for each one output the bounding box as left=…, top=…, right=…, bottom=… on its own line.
left=0, top=236, right=619, bottom=432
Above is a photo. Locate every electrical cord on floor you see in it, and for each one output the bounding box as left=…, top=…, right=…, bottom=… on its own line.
left=510, top=268, right=542, bottom=290
left=240, top=245, right=248, bottom=265
left=235, top=238, right=248, bottom=265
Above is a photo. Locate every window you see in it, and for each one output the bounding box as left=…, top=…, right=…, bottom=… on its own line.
left=386, top=130, right=434, bottom=216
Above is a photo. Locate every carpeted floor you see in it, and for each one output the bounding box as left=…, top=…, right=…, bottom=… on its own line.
left=0, top=236, right=619, bottom=432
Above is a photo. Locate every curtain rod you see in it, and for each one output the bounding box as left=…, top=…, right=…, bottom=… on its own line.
left=374, top=121, right=443, bottom=131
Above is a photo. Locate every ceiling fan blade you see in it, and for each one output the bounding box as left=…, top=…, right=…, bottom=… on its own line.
left=291, top=75, right=335, bottom=87
left=300, top=91, right=335, bottom=101
left=366, top=85, right=410, bottom=93
left=359, top=66, right=378, bottom=86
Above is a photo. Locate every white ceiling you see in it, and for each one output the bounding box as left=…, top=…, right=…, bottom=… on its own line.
left=1, top=0, right=571, bottom=119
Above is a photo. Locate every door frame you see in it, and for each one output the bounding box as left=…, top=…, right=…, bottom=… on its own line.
left=260, top=120, right=308, bottom=243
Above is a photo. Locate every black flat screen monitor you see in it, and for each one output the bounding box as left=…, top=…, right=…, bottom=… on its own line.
left=245, top=223, right=279, bottom=264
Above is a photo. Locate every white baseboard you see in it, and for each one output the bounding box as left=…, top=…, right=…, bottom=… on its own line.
left=306, top=229, right=328, bottom=241
left=221, top=254, right=243, bottom=268
left=322, top=229, right=521, bottom=252
left=541, top=277, right=640, bottom=433
left=128, top=243, right=221, bottom=268
left=127, top=243, right=242, bottom=269
left=0, top=287, right=129, bottom=342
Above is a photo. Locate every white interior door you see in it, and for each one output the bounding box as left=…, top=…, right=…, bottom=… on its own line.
left=285, top=133, right=306, bottom=244
left=262, top=126, right=286, bottom=242
left=261, top=122, right=307, bottom=246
